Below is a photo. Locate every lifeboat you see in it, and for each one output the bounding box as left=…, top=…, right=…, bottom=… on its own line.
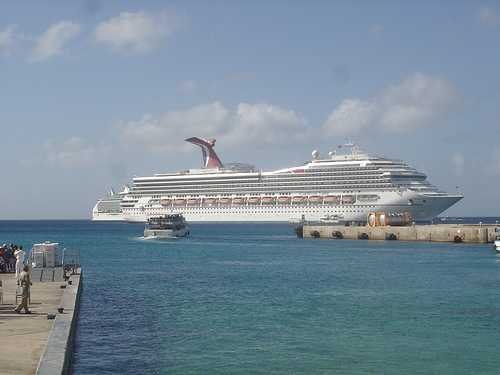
left=160, top=198, right=172, bottom=206
left=219, top=197, right=232, bottom=205
left=292, top=196, right=307, bottom=204
left=173, top=199, right=186, bottom=206
left=342, top=195, right=356, bottom=204
left=308, top=196, right=323, bottom=204
left=277, top=196, right=291, bottom=204
left=248, top=197, right=261, bottom=205
left=232, top=197, right=246, bottom=205
left=203, top=197, right=218, bottom=206
left=357, top=194, right=380, bottom=202
left=187, top=198, right=201, bottom=206
left=262, top=196, right=276, bottom=204
left=324, top=195, right=340, bottom=204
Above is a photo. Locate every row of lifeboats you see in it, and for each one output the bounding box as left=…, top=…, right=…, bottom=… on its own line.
left=158, top=195, right=357, bottom=207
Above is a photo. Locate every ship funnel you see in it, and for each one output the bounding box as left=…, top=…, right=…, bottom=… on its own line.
left=185, top=137, right=223, bottom=169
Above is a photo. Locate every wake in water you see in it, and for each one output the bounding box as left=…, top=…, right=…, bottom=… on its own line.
left=133, top=236, right=184, bottom=241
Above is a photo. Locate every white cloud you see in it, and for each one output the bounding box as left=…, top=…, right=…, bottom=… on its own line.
left=451, top=152, right=465, bottom=176
left=44, top=137, right=108, bottom=167
left=119, top=102, right=230, bottom=152
left=478, top=7, right=499, bottom=27
left=35, top=102, right=307, bottom=168
left=118, top=102, right=308, bottom=153
left=322, top=73, right=458, bottom=136
left=231, top=103, right=308, bottom=145
left=31, top=21, right=81, bottom=62
left=0, top=26, right=16, bottom=56
left=94, top=10, right=177, bottom=53
left=178, top=80, right=198, bottom=94
left=322, top=99, right=376, bottom=136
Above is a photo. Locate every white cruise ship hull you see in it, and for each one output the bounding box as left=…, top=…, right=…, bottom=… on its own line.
left=92, top=199, right=124, bottom=221
left=92, top=212, right=125, bottom=221
left=121, top=191, right=462, bottom=223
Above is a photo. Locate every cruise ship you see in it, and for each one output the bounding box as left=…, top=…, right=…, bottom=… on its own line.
left=92, top=137, right=463, bottom=222
left=92, top=188, right=126, bottom=221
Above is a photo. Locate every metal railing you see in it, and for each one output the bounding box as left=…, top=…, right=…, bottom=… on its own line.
left=61, top=248, right=81, bottom=275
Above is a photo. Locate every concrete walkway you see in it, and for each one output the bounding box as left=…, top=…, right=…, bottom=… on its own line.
left=0, top=273, right=64, bottom=375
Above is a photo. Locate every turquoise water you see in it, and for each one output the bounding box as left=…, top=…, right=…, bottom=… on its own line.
left=1, top=221, right=500, bottom=374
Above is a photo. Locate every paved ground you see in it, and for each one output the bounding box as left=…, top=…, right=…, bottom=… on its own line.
left=0, top=273, right=64, bottom=375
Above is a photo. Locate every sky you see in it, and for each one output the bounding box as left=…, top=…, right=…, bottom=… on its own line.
left=1, top=0, right=500, bottom=219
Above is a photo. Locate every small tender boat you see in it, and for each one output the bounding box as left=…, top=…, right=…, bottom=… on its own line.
left=341, top=195, right=356, bottom=204
left=262, top=196, right=276, bottom=204
left=160, top=198, right=172, bottom=207
left=308, top=195, right=323, bottom=204
left=232, top=197, right=246, bottom=205
left=357, top=194, right=380, bottom=202
left=320, top=214, right=345, bottom=224
left=173, top=199, right=186, bottom=206
left=324, top=195, right=340, bottom=204
left=187, top=198, right=201, bottom=206
left=144, top=214, right=190, bottom=239
left=292, top=196, right=307, bottom=204
left=248, top=197, right=261, bottom=205
left=277, top=196, right=291, bottom=204
left=219, top=197, right=232, bottom=205
left=203, top=198, right=218, bottom=206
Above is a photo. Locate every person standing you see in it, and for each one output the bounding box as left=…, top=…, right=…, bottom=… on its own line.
left=14, top=246, right=25, bottom=284
left=14, top=265, right=32, bottom=314
left=8, top=252, right=16, bottom=273
left=5, top=246, right=14, bottom=272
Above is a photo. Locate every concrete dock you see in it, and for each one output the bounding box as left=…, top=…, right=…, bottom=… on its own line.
left=0, top=269, right=82, bottom=375
left=298, top=223, right=499, bottom=243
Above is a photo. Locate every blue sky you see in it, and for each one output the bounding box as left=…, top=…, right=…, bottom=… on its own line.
left=1, top=0, right=499, bottom=219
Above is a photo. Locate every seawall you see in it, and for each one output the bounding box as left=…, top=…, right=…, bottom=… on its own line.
left=299, top=223, right=497, bottom=243
left=36, top=269, right=83, bottom=375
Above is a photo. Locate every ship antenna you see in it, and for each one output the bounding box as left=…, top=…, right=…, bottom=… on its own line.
left=344, top=138, right=357, bottom=154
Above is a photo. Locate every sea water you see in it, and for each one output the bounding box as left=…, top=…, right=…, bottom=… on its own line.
left=1, top=220, right=499, bottom=374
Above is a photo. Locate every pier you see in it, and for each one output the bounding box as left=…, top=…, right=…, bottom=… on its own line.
left=297, top=223, right=499, bottom=243
left=0, top=268, right=82, bottom=375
